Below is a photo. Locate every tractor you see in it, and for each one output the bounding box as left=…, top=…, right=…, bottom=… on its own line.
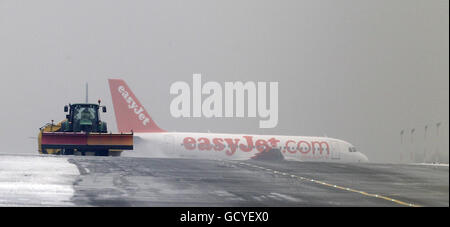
left=38, top=100, right=133, bottom=156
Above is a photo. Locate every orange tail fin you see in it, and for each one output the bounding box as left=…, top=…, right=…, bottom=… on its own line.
left=108, top=79, right=165, bottom=133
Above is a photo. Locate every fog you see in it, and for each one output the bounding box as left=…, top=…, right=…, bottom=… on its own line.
left=0, top=0, right=448, bottom=163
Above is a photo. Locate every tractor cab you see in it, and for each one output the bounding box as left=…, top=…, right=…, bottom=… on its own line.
left=62, top=102, right=107, bottom=133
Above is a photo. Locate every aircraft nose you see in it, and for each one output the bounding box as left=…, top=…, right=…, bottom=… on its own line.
left=359, top=153, right=369, bottom=162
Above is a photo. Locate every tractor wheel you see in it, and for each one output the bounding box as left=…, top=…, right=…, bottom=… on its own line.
left=96, top=150, right=109, bottom=156
left=63, top=149, right=74, bottom=155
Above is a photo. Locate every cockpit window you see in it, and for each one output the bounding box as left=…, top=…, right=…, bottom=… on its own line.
left=348, top=147, right=357, bottom=152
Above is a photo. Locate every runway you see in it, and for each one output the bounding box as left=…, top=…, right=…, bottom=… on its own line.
left=0, top=154, right=448, bottom=206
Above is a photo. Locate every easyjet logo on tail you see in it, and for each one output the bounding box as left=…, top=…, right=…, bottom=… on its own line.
left=117, top=85, right=150, bottom=126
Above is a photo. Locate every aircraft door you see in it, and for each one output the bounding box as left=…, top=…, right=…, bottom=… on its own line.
left=331, top=141, right=341, bottom=160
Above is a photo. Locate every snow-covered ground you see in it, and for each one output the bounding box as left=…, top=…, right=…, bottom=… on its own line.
left=0, top=155, right=80, bottom=206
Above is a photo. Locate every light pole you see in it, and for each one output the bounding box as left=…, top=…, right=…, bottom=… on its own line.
left=424, top=125, right=428, bottom=163
left=400, top=130, right=404, bottom=163
left=435, top=122, right=441, bottom=163
left=436, top=122, right=441, bottom=136
left=410, top=128, right=415, bottom=162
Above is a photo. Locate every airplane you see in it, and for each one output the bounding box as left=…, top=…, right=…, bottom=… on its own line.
left=108, top=79, right=369, bottom=162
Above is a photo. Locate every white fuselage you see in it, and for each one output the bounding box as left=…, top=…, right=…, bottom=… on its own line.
left=127, top=132, right=369, bottom=163
left=107, top=79, right=368, bottom=163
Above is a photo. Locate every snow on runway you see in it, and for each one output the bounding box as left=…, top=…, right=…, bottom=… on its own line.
left=0, top=154, right=447, bottom=206
left=0, top=155, right=79, bottom=206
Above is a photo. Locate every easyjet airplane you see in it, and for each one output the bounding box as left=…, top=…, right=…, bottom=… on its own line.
left=108, top=79, right=369, bottom=162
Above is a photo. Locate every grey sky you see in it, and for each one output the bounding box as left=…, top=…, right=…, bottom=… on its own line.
left=0, top=0, right=448, bottom=162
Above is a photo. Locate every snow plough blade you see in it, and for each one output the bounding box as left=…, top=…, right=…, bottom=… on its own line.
left=40, top=132, right=133, bottom=155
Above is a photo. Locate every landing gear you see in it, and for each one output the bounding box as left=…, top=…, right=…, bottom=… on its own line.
left=251, top=148, right=284, bottom=161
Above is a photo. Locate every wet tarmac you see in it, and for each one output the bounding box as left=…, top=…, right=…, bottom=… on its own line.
left=67, top=156, right=448, bottom=207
